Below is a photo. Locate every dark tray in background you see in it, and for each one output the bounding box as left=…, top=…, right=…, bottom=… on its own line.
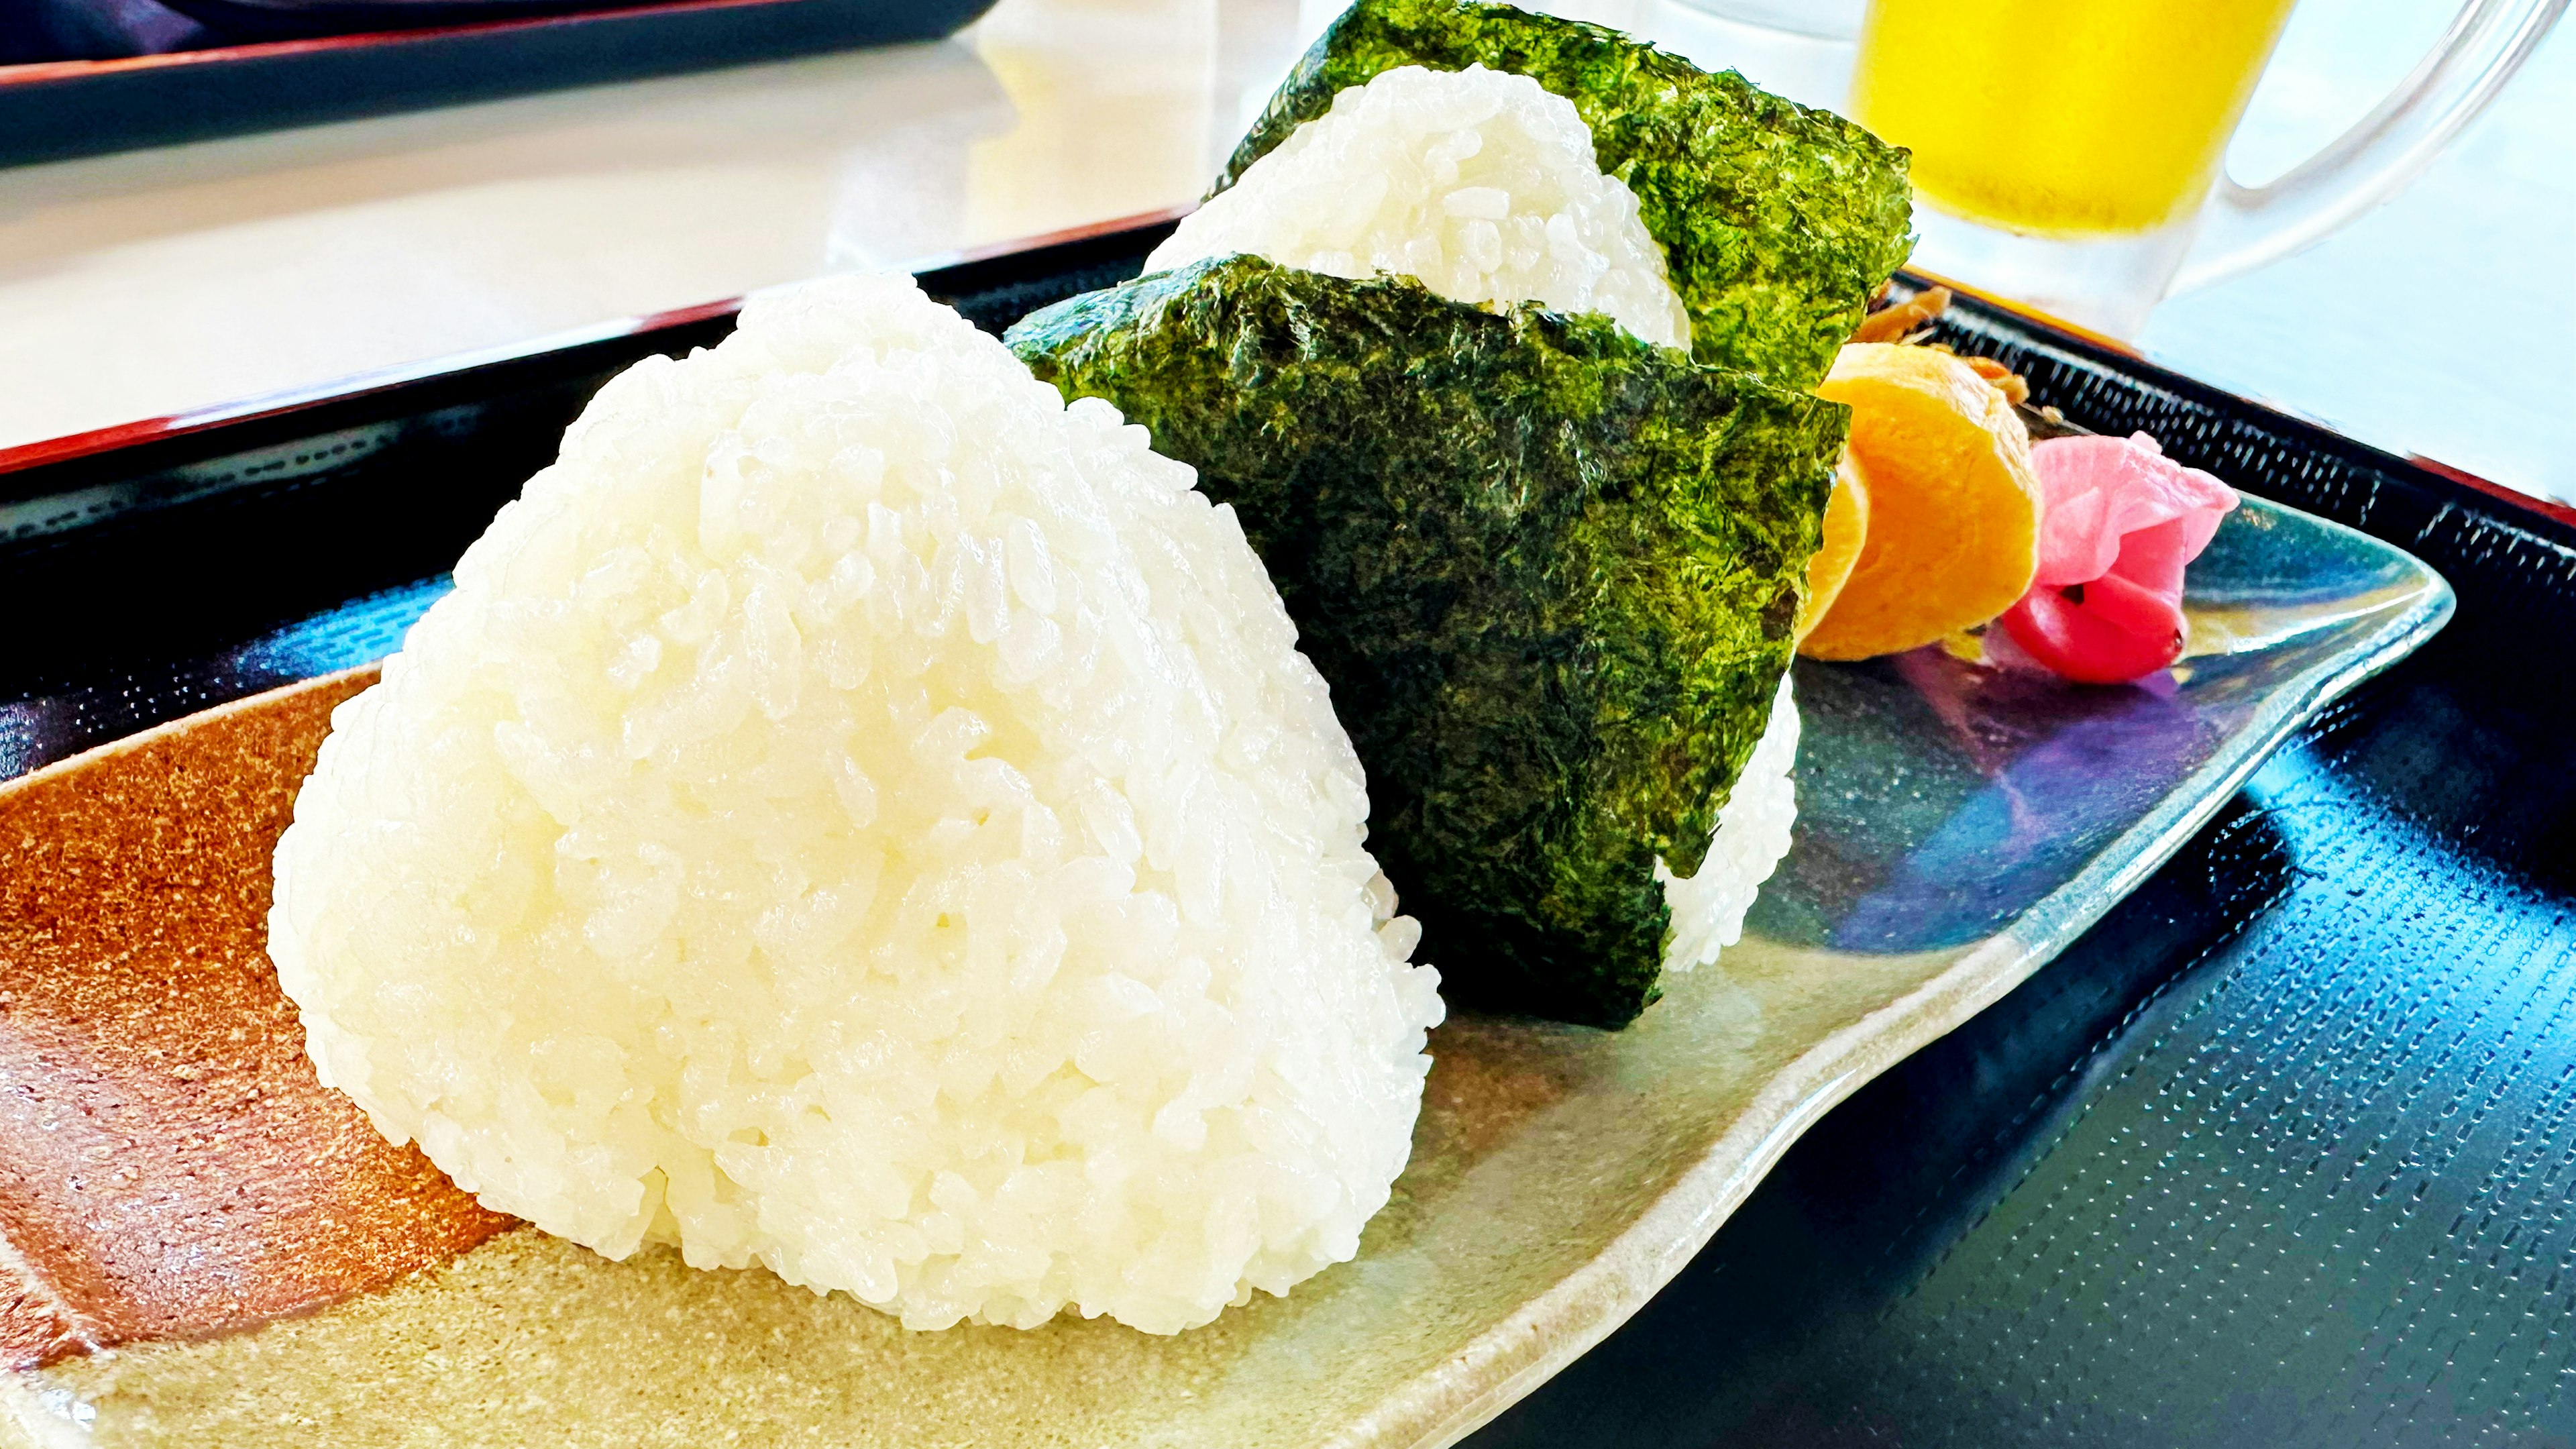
left=5, top=218, right=2574, bottom=1446
left=0, top=0, right=1000, bottom=169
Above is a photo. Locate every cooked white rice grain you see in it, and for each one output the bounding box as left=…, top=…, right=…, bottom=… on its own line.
left=1150, top=64, right=1691, bottom=350
left=1658, top=674, right=1801, bottom=972
left=268, top=273, right=1445, bottom=1336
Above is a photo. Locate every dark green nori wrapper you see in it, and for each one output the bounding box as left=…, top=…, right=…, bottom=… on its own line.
left=1006, top=256, right=1845, bottom=1028
left=1212, top=0, right=1913, bottom=390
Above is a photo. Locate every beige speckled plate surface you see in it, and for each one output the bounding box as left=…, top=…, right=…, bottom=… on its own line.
left=1, top=494, right=2447, bottom=1449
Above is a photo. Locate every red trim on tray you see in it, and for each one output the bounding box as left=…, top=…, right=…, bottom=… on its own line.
left=0, top=0, right=807, bottom=86
left=0, top=208, right=1195, bottom=479
left=2408, top=453, right=2576, bottom=533
left=0, top=297, right=744, bottom=475
left=54, top=208, right=2569, bottom=543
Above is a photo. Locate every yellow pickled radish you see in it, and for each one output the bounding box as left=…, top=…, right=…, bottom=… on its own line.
left=1796, top=449, right=1871, bottom=641
left=1798, top=342, right=2042, bottom=661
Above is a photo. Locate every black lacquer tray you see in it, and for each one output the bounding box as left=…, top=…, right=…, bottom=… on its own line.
left=4, top=217, right=2572, bottom=1446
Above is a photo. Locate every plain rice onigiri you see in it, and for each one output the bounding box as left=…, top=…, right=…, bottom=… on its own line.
left=1147, top=63, right=1693, bottom=350
left=268, top=274, right=1446, bottom=1336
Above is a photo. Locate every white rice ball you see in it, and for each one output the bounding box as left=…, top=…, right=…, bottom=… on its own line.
left=268, top=273, right=1445, bottom=1336
left=1150, top=64, right=1693, bottom=350
left=1659, top=674, right=1801, bottom=972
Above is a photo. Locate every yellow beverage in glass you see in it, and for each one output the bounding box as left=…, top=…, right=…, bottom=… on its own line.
left=1852, top=0, right=2301, bottom=235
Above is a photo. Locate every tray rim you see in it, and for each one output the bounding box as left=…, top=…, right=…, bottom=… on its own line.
left=6, top=207, right=2572, bottom=543
left=0, top=209, right=1189, bottom=486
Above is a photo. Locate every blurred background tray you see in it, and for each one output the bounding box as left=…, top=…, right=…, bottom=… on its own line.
left=0, top=0, right=1002, bottom=168
left=3, top=216, right=2573, bottom=1445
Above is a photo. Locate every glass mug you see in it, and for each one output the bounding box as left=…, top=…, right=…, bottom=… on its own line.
left=1844, top=0, right=2567, bottom=337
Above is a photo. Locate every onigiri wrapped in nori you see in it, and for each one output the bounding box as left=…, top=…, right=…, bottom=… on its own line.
left=1216, top=0, right=1913, bottom=388
left=1008, top=257, right=1845, bottom=1028
left=1009, top=0, right=1900, bottom=1026
left=268, top=274, right=1445, bottom=1335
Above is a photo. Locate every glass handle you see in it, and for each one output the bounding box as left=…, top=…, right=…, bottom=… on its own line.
left=2171, top=0, right=2567, bottom=296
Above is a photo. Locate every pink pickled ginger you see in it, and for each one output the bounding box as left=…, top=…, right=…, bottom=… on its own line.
left=2002, top=433, right=2238, bottom=684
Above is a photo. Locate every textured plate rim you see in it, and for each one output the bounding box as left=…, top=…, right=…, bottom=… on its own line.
left=1360, top=499, right=2457, bottom=1449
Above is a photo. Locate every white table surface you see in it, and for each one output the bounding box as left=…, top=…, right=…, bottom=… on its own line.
left=1, top=0, right=2565, bottom=501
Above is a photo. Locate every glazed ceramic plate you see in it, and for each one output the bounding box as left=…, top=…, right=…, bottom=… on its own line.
left=1, top=479, right=2450, bottom=1448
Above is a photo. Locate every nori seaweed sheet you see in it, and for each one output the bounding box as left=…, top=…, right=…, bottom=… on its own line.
left=1006, top=256, right=1845, bottom=1028
left=1212, top=0, right=1913, bottom=391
